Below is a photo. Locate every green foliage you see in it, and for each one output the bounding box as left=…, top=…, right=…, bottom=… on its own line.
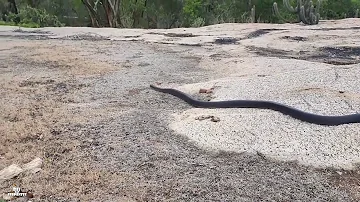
left=321, top=0, right=352, bottom=19
left=0, top=20, right=14, bottom=25
left=0, top=0, right=6, bottom=11
left=253, top=0, right=283, bottom=23
left=190, top=17, right=205, bottom=27
left=152, top=0, right=184, bottom=28
left=273, top=0, right=321, bottom=25
left=1, top=0, right=360, bottom=28
left=8, top=5, right=64, bottom=27
left=208, top=0, right=247, bottom=24
left=182, top=0, right=206, bottom=26
left=183, top=0, right=202, bottom=20
left=119, top=0, right=183, bottom=28
left=120, top=0, right=142, bottom=27
left=0, top=20, right=40, bottom=28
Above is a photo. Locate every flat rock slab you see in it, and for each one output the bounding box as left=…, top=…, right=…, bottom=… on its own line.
left=170, top=62, right=359, bottom=169
left=1, top=18, right=360, bottom=201
left=1, top=19, right=359, bottom=169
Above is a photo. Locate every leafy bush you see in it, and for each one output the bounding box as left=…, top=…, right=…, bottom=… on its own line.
left=182, top=0, right=204, bottom=27
left=0, top=20, right=40, bottom=28
left=321, top=0, right=356, bottom=19
left=190, top=17, right=205, bottom=27
left=8, top=5, right=64, bottom=27
left=2, top=0, right=360, bottom=29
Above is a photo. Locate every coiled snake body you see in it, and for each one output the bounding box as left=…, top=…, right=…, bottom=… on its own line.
left=150, top=84, right=360, bottom=126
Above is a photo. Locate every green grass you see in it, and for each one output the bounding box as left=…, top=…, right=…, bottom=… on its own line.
left=0, top=20, right=40, bottom=28
left=0, top=20, right=16, bottom=26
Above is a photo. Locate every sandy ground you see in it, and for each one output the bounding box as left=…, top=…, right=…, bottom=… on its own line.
left=0, top=19, right=360, bottom=201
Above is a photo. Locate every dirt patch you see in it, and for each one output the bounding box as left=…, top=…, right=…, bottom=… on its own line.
left=312, top=26, right=360, bottom=31
left=281, top=35, right=308, bottom=41
left=13, top=28, right=52, bottom=34
left=60, top=33, right=111, bottom=41
left=329, top=168, right=360, bottom=200
left=212, top=29, right=288, bottom=45
left=148, top=32, right=199, bottom=38
left=244, top=28, right=287, bottom=39
left=18, top=43, right=120, bottom=76
left=246, top=45, right=360, bottom=65
left=292, top=87, right=360, bottom=100
left=309, top=46, right=360, bottom=65
left=213, top=37, right=240, bottom=45
left=0, top=38, right=130, bottom=201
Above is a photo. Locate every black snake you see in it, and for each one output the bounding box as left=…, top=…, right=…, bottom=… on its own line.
left=150, top=84, right=360, bottom=126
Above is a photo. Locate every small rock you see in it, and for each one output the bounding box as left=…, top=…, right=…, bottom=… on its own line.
left=26, top=191, right=34, bottom=198
left=199, top=88, right=208, bottom=93
left=0, top=164, right=24, bottom=180
left=0, top=157, right=43, bottom=180
left=22, top=157, right=43, bottom=174
left=195, top=115, right=220, bottom=122
left=210, top=116, right=220, bottom=122
left=199, top=88, right=214, bottom=94
left=195, top=115, right=212, bottom=121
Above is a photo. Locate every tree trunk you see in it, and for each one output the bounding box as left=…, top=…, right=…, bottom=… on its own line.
left=8, top=0, right=18, bottom=14
left=8, top=0, right=19, bottom=23
left=101, top=0, right=121, bottom=28
left=102, top=0, right=115, bottom=27
left=81, top=0, right=101, bottom=27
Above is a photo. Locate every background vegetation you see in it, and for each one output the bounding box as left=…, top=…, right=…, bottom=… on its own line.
left=0, top=0, right=359, bottom=28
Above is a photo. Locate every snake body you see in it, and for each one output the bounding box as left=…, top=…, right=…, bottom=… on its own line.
left=150, top=84, right=360, bottom=126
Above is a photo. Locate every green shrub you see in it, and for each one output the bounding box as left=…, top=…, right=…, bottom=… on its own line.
left=321, top=0, right=356, bottom=19
left=0, top=20, right=15, bottom=26
left=182, top=0, right=204, bottom=26
left=0, top=20, right=43, bottom=28
left=8, top=5, right=64, bottom=27
left=190, top=17, right=205, bottom=27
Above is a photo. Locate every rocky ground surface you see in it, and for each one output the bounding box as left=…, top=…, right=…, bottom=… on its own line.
left=0, top=19, right=360, bottom=201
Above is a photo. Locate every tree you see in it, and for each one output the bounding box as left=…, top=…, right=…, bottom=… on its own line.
left=102, top=0, right=120, bottom=27
left=0, top=0, right=19, bottom=22
left=80, top=0, right=121, bottom=27
left=81, top=0, right=101, bottom=27
left=25, top=0, right=40, bottom=7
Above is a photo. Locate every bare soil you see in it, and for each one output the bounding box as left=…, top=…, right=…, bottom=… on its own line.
left=0, top=33, right=359, bottom=201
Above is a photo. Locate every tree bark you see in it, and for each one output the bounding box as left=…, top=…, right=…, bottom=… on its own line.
left=8, top=0, right=18, bottom=14
left=81, top=0, right=101, bottom=27
left=101, top=0, right=120, bottom=28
